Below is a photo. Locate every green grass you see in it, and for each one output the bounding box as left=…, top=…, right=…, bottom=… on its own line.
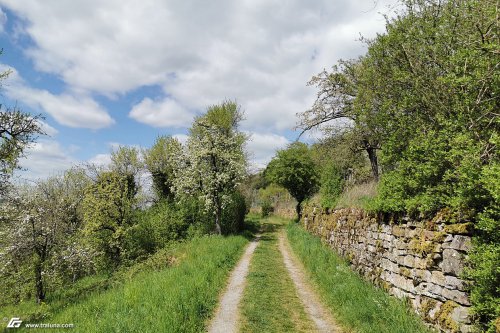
left=0, top=244, right=187, bottom=326
left=286, top=223, right=432, bottom=333
left=6, top=235, right=248, bottom=333
left=240, top=216, right=315, bottom=333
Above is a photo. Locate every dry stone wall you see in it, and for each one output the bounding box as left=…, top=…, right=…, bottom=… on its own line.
left=302, top=206, right=473, bottom=333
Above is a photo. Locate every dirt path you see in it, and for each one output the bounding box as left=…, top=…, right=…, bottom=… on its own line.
left=278, top=232, right=342, bottom=333
left=208, top=236, right=260, bottom=333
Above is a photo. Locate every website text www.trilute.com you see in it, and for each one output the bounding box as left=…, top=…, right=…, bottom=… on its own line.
left=6, top=317, right=74, bottom=329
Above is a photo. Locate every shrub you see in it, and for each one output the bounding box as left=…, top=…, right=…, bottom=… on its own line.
left=220, top=191, right=248, bottom=234
left=261, top=200, right=274, bottom=217
left=124, top=201, right=190, bottom=261
left=465, top=162, right=500, bottom=332
left=319, top=162, right=345, bottom=209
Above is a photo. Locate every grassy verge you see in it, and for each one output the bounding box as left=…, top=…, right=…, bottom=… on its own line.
left=0, top=243, right=192, bottom=326
left=5, top=235, right=248, bottom=333
left=286, top=222, right=432, bottom=333
left=240, top=216, right=315, bottom=333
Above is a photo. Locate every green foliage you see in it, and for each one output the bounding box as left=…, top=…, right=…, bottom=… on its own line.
left=0, top=105, right=44, bottom=195
left=83, top=171, right=136, bottom=268
left=220, top=190, right=248, bottom=234
left=286, top=223, right=431, bottom=333
left=143, top=136, right=182, bottom=201
left=356, top=0, right=499, bottom=215
left=351, top=3, right=500, bottom=328
left=0, top=58, right=44, bottom=195
left=110, top=145, right=143, bottom=178
left=467, top=242, right=500, bottom=333
left=238, top=172, right=268, bottom=210
left=312, top=129, right=373, bottom=185
left=260, top=200, right=274, bottom=217
left=257, top=183, right=290, bottom=216
left=109, top=145, right=142, bottom=198
left=258, top=183, right=289, bottom=204
left=0, top=168, right=93, bottom=304
left=123, top=201, right=188, bottom=261
left=300, top=1, right=498, bottom=329
left=319, top=162, right=345, bottom=209
left=465, top=162, right=500, bottom=331
left=266, top=142, right=319, bottom=218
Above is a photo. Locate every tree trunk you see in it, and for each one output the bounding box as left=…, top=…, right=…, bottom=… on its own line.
left=215, top=205, right=222, bottom=235
left=296, top=201, right=302, bottom=222
left=34, top=256, right=45, bottom=303
left=366, top=146, right=379, bottom=180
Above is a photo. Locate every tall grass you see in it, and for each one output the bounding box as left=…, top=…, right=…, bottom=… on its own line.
left=12, top=235, right=247, bottom=333
left=286, top=223, right=431, bottom=333
left=335, top=180, right=378, bottom=209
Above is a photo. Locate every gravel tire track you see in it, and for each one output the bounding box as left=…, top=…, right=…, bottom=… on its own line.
left=208, top=236, right=261, bottom=333
left=278, top=232, right=342, bottom=333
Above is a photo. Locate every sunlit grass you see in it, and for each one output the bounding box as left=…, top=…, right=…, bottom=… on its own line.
left=240, top=216, right=314, bottom=332
left=286, top=222, right=432, bottom=333
left=7, top=235, right=248, bottom=333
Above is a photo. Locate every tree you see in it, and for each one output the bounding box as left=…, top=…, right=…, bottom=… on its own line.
left=143, top=136, right=182, bottom=201
left=312, top=1, right=498, bottom=330
left=265, top=142, right=319, bottom=220
left=0, top=55, right=44, bottom=196
left=110, top=145, right=143, bottom=196
left=173, top=101, right=247, bottom=235
left=353, top=2, right=499, bottom=329
left=82, top=171, right=136, bottom=267
left=0, top=106, right=44, bottom=196
left=0, top=168, right=89, bottom=303
left=296, top=60, right=381, bottom=179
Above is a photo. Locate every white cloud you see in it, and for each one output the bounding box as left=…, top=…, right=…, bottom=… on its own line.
left=129, top=97, right=194, bottom=128
left=0, top=0, right=397, bottom=132
left=245, top=132, right=290, bottom=170
left=2, top=0, right=400, bottom=178
left=0, top=65, right=115, bottom=129
left=87, top=153, right=111, bottom=167
left=38, top=120, right=58, bottom=137
left=17, top=139, right=77, bottom=180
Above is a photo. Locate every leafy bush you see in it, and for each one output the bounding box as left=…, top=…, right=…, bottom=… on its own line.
left=261, top=200, right=274, bottom=217
left=319, top=162, right=345, bottom=209
left=220, top=191, right=248, bottom=234
left=465, top=162, right=500, bottom=331
left=124, top=200, right=195, bottom=261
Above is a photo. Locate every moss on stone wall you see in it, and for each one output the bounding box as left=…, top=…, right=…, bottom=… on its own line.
left=436, top=301, right=460, bottom=333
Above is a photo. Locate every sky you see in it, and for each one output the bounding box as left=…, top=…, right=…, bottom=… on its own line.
left=0, top=0, right=397, bottom=180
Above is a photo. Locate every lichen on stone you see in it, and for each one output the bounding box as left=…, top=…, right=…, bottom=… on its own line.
left=436, top=300, right=460, bottom=332
left=443, top=223, right=472, bottom=235
left=421, top=297, right=438, bottom=321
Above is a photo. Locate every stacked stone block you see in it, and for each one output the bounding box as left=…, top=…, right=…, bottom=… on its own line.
left=302, top=207, right=473, bottom=333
